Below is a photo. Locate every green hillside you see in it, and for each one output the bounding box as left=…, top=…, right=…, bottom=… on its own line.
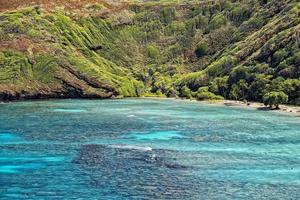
left=0, top=0, right=299, bottom=105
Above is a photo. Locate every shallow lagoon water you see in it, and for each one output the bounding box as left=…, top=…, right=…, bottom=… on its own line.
left=0, top=99, right=299, bottom=199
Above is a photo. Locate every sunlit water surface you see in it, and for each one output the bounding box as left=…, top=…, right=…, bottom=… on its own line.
left=0, top=99, right=299, bottom=199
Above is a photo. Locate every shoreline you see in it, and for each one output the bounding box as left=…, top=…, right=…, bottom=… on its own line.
left=139, top=97, right=300, bottom=117
left=205, top=99, right=300, bottom=117
left=1, top=96, right=300, bottom=117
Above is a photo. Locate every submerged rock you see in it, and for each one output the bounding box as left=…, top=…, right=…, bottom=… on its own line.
left=74, top=144, right=189, bottom=170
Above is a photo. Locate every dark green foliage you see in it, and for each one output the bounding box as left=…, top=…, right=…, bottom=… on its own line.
left=282, top=79, right=300, bottom=105
left=263, top=91, right=288, bottom=108
left=240, top=14, right=265, bottom=33
left=191, top=15, right=209, bottom=30
left=272, top=49, right=289, bottom=66
left=146, top=44, right=160, bottom=63
left=195, top=43, right=209, bottom=58
left=180, top=86, right=192, bottom=99
left=248, top=74, right=270, bottom=101
left=229, top=6, right=252, bottom=25
left=160, top=7, right=176, bottom=24
left=228, top=66, right=251, bottom=85
left=0, top=51, right=31, bottom=84
left=209, top=76, right=228, bottom=98
left=209, top=14, right=227, bottom=30
left=206, top=55, right=237, bottom=77
left=196, top=87, right=224, bottom=101
left=0, top=0, right=299, bottom=104
left=32, top=54, right=59, bottom=83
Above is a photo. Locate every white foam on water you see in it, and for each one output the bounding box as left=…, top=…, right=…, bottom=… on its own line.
left=53, top=108, right=86, bottom=113
left=108, top=144, right=152, bottom=151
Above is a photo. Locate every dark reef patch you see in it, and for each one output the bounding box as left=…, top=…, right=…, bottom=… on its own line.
left=73, top=144, right=189, bottom=170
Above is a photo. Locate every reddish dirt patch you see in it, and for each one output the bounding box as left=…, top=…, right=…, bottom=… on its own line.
left=0, top=0, right=133, bottom=19
left=0, top=0, right=106, bottom=11
left=0, top=36, right=52, bottom=54
left=0, top=0, right=130, bottom=15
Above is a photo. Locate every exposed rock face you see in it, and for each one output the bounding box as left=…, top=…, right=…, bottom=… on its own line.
left=0, top=82, right=114, bottom=101
left=89, top=45, right=103, bottom=51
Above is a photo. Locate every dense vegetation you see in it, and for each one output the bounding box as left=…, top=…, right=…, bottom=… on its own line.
left=0, top=0, right=299, bottom=105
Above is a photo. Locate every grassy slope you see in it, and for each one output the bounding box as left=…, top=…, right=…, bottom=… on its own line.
left=0, top=0, right=299, bottom=103
left=0, top=7, right=143, bottom=99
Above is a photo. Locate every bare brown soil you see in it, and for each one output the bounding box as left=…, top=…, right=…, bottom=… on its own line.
left=0, top=0, right=111, bottom=12
left=0, top=36, right=52, bottom=54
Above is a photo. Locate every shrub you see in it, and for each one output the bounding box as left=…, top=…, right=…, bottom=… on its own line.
left=196, top=87, right=224, bottom=100
left=263, top=91, right=288, bottom=109
left=85, top=4, right=103, bottom=13
left=209, top=14, right=227, bottom=30
left=272, top=49, right=288, bottom=66
left=282, top=79, right=300, bottom=104
left=146, top=44, right=160, bottom=63
left=177, top=72, right=210, bottom=91
left=181, top=86, right=192, bottom=99
left=240, top=15, right=264, bottom=32
left=292, top=52, right=300, bottom=66
left=248, top=74, right=270, bottom=101
left=251, top=63, right=273, bottom=75
left=195, top=42, right=209, bottom=58
left=189, top=15, right=209, bottom=30
left=165, top=21, right=185, bottom=36
left=229, top=6, right=252, bottom=24
left=166, top=44, right=182, bottom=60
left=160, top=7, right=176, bottom=24
left=259, top=0, right=271, bottom=5
left=165, top=86, right=178, bottom=98
left=228, top=66, right=250, bottom=85
left=209, top=76, right=228, bottom=97
left=109, top=10, right=135, bottom=26
left=206, top=55, right=237, bottom=77
left=229, top=80, right=249, bottom=101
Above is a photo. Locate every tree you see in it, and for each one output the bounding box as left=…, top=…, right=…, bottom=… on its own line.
left=160, top=7, right=176, bottom=24
left=209, top=76, right=228, bottom=98
left=259, top=0, right=271, bottom=5
left=209, top=14, right=227, bottom=30
left=228, top=66, right=250, bottom=85
left=229, top=80, right=249, bottom=101
left=195, top=42, right=209, bottom=58
left=181, top=85, right=192, bottom=99
left=146, top=44, right=160, bottom=63
left=268, top=77, right=285, bottom=92
left=237, top=79, right=249, bottom=100
left=272, top=49, right=288, bottom=66
left=263, top=91, right=288, bottom=109
left=196, top=87, right=224, bottom=101
left=194, top=15, right=208, bottom=30
left=249, top=74, right=270, bottom=101
left=282, top=79, right=300, bottom=105
left=229, top=84, right=240, bottom=100
left=229, top=6, right=251, bottom=25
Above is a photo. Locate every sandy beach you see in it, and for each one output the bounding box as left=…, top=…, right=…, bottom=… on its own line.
left=140, top=97, right=300, bottom=117
left=205, top=100, right=300, bottom=116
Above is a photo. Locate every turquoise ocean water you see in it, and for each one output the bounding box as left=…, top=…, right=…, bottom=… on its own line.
left=0, top=99, right=299, bottom=199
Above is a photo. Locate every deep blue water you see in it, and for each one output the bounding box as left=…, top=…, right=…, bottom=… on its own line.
left=0, top=99, right=300, bottom=199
